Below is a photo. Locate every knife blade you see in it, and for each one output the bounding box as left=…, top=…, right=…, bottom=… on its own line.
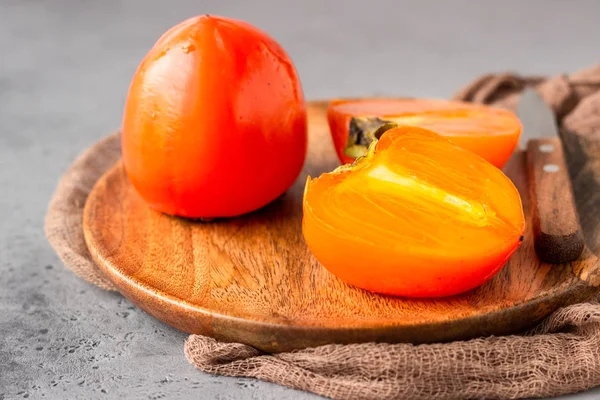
left=517, top=88, right=584, bottom=264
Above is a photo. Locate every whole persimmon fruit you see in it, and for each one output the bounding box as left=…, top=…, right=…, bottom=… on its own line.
left=328, top=98, right=521, bottom=168
left=122, top=15, right=307, bottom=218
left=303, top=125, right=525, bottom=298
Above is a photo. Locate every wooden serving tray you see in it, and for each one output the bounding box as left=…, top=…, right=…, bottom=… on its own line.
left=83, top=100, right=600, bottom=352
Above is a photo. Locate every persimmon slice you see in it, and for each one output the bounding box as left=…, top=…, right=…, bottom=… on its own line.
left=302, top=126, right=525, bottom=298
left=327, top=98, right=522, bottom=168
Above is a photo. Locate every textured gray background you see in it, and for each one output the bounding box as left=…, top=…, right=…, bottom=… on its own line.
left=1, top=0, right=600, bottom=399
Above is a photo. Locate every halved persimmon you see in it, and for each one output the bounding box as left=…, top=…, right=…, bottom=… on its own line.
left=303, top=125, right=525, bottom=298
left=327, top=98, right=522, bottom=168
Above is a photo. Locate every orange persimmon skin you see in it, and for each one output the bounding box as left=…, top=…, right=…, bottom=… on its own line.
left=122, top=15, right=307, bottom=218
left=303, top=126, right=525, bottom=298
left=327, top=98, right=522, bottom=168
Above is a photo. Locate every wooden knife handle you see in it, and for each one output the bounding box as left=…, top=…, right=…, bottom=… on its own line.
left=526, top=137, right=585, bottom=264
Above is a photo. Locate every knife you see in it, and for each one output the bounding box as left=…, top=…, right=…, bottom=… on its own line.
left=517, top=88, right=584, bottom=264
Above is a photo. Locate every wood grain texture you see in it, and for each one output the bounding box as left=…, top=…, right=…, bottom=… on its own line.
left=83, top=100, right=600, bottom=353
left=526, top=137, right=585, bottom=263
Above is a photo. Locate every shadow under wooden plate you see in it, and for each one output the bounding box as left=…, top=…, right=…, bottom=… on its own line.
left=83, top=101, right=600, bottom=353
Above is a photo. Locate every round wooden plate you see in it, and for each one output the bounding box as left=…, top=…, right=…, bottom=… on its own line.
left=83, top=101, right=600, bottom=352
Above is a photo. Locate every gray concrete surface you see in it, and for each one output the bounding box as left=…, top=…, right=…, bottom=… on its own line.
left=1, top=0, right=600, bottom=399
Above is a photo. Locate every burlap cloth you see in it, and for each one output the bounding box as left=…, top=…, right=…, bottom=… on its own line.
left=45, top=65, right=600, bottom=400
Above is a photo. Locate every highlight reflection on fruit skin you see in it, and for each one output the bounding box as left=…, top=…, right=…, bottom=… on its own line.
left=302, top=126, right=525, bottom=298
left=327, top=98, right=522, bottom=169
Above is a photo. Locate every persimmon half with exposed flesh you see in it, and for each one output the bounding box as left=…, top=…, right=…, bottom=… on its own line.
left=302, top=125, right=525, bottom=298
left=327, top=98, right=522, bottom=168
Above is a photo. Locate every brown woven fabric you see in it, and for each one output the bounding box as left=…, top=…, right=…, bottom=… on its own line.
left=45, top=133, right=120, bottom=291
left=184, top=302, right=600, bottom=400
left=45, top=64, right=600, bottom=400
left=452, top=64, right=600, bottom=126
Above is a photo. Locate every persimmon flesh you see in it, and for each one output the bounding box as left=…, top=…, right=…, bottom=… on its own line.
left=327, top=98, right=522, bottom=168
left=303, top=126, right=525, bottom=297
